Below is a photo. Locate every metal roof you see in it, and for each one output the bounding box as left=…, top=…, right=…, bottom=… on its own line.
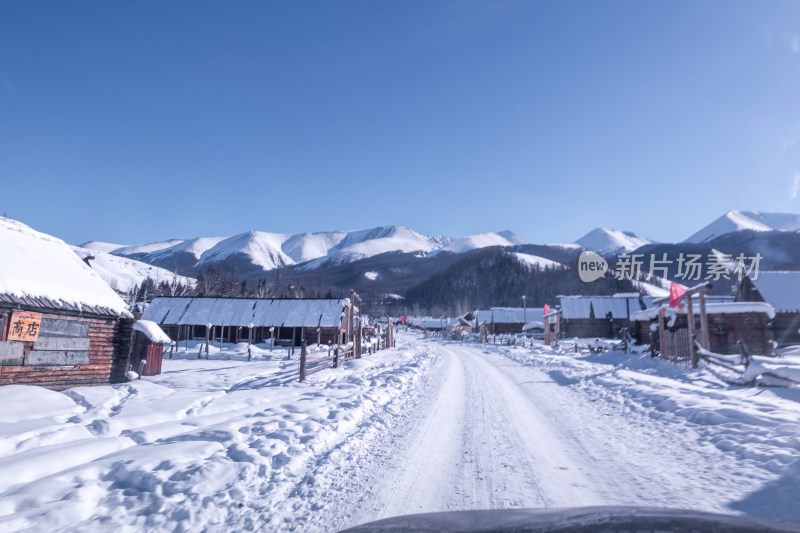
left=751, top=271, right=800, bottom=313
left=559, top=296, right=655, bottom=320
left=475, top=307, right=546, bottom=324
left=141, top=297, right=349, bottom=328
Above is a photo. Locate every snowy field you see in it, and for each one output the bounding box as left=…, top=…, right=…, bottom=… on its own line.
left=2, top=332, right=800, bottom=531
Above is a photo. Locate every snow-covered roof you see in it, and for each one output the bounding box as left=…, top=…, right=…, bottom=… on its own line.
left=475, top=307, right=546, bottom=324
left=133, top=320, right=171, bottom=343
left=630, top=302, right=776, bottom=322
left=141, top=297, right=349, bottom=328
left=559, top=295, right=655, bottom=320
left=0, top=217, right=131, bottom=317
left=522, top=321, right=545, bottom=331
left=750, top=271, right=800, bottom=313
left=406, top=316, right=454, bottom=329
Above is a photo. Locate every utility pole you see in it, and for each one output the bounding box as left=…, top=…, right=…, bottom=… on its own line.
left=522, top=295, right=527, bottom=323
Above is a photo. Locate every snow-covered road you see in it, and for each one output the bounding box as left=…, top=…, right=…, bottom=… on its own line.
left=2, top=334, right=800, bottom=531
left=328, top=338, right=800, bottom=529
left=379, top=344, right=601, bottom=515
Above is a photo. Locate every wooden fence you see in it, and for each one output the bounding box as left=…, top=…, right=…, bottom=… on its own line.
left=299, top=321, right=395, bottom=382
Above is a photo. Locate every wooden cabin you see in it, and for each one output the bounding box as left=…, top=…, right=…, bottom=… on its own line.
left=558, top=294, right=656, bottom=338
left=0, top=217, right=134, bottom=390
left=130, top=320, right=170, bottom=376
left=736, top=272, right=800, bottom=345
left=140, top=297, right=356, bottom=347
left=631, top=302, right=775, bottom=360
left=475, top=307, right=545, bottom=335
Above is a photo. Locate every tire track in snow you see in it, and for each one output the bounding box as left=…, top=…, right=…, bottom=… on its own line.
left=377, top=344, right=602, bottom=519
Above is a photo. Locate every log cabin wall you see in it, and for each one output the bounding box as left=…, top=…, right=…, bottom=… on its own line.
left=632, top=312, right=773, bottom=357
left=562, top=318, right=630, bottom=339
left=489, top=322, right=526, bottom=335
left=0, top=307, right=133, bottom=391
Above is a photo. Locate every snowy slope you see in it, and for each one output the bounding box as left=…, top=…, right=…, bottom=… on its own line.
left=432, top=231, right=528, bottom=255
left=113, top=239, right=185, bottom=256
left=575, top=227, right=650, bottom=254
left=685, top=210, right=800, bottom=243
left=298, top=226, right=448, bottom=269
left=148, top=236, right=229, bottom=261
left=80, top=241, right=128, bottom=253
left=71, top=245, right=195, bottom=293
left=281, top=231, right=348, bottom=263
left=513, top=252, right=561, bottom=270
left=197, top=231, right=294, bottom=270
left=328, top=226, right=443, bottom=260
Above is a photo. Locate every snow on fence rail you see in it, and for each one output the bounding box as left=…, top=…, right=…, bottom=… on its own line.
left=298, top=333, right=395, bottom=382
left=695, top=341, right=800, bottom=387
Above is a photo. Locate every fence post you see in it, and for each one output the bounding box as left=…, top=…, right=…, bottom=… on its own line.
left=687, top=295, right=698, bottom=369
left=333, top=346, right=339, bottom=368
left=299, top=340, right=307, bottom=382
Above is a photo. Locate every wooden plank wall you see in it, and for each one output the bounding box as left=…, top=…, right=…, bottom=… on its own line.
left=0, top=311, right=133, bottom=391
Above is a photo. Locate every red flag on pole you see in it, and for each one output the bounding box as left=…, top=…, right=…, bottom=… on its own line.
left=669, top=281, right=687, bottom=308
left=543, top=304, right=551, bottom=316
left=400, top=316, right=405, bottom=325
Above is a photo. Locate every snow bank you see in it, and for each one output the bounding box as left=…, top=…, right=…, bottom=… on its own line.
left=0, top=335, right=434, bottom=531
left=0, top=217, right=131, bottom=316
left=133, top=320, right=171, bottom=343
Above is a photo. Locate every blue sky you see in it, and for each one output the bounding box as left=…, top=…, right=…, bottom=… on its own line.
left=1, top=1, right=799, bottom=246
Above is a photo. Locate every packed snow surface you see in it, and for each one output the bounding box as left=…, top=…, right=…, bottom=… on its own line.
left=2, top=333, right=800, bottom=531
left=684, top=210, right=800, bottom=243
left=0, top=217, right=131, bottom=316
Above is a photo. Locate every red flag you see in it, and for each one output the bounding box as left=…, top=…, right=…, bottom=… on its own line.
left=399, top=316, right=405, bottom=325
left=669, top=281, right=687, bottom=308
left=543, top=304, right=551, bottom=316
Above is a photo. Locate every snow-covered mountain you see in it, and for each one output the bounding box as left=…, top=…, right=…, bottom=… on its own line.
left=71, top=245, right=195, bottom=294
left=91, top=226, right=533, bottom=276
left=684, top=210, right=800, bottom=243
left=431, top=230, right=528, bottom=255
left=574, top=227, right=651, bottom=254
left=81, top=241, right=129, bottom=254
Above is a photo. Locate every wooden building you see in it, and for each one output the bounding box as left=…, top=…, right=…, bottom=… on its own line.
left=736, top=271, right=800, bottom=345
left=475, top=307, right=545, bottom=335
left=129, top=320, right=171, bottom=376
left=0, top=217, right=134, bottom=390
left=631, top=302, right=775, bottom=361
left=140, top=297, right=356, bottom=347
left=558, top=294, right=655, bottom=338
